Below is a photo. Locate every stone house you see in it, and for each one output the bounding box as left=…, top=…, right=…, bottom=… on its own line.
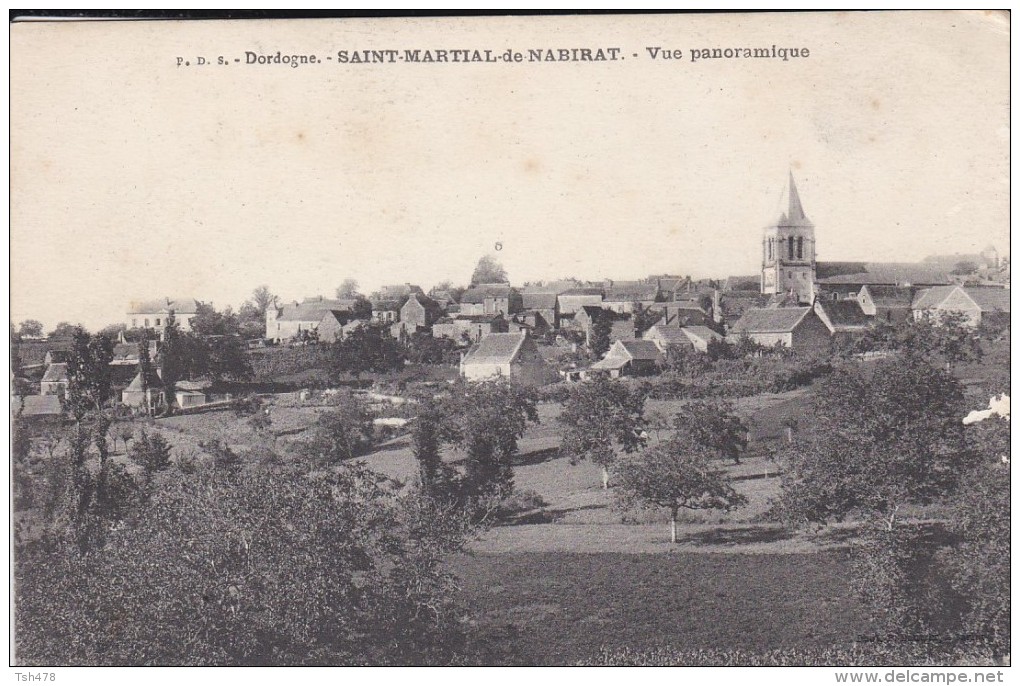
left=727, top=307, right=831, bottom=352
left=127, top=297, right=200, bottom=335
left=459, top=332, right=556, bottom=386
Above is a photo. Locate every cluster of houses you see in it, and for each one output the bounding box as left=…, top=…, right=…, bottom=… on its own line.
left=14, top=338, right=217, bottom=421
left=14, top=175, right=1009, bottom=410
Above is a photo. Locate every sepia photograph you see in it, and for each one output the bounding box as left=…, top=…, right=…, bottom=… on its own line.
left=8, top=10, right=1011, bottom=674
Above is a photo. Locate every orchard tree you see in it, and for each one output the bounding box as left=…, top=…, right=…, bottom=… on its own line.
left=299, top=393, right=376, bottom=467
left=248, top=285, right=275, bottom=318
left=328, top=325, right=404, bottom=380
left=670, top=399, right=748, bottom=465
left=15, top=463, right=472, bottom=665
left=470, top=255, right=508, bottom=286
left=616, top=437, right=746, bottom=543
left=559, top=376, right=645, bottom=488
left=778, top=355, right=969, bottom=530
left=450, top=379, right=538, bottom=497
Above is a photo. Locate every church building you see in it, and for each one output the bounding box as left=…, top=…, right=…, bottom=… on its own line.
left=761, top=173, right=817, bottom=304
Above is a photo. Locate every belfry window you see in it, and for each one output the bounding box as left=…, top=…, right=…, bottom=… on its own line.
left=797, top=237, right=803, bottom=259
left=788, top=237, right=794, bottom=260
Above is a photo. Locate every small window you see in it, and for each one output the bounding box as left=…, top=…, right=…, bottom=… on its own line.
left=797, top=236, right=804, bottom=259
left=144, top=318, right=149, bottom=327
left=132, top=318, right=137, bottom=327
left=155, top=318, right=161, bottom=326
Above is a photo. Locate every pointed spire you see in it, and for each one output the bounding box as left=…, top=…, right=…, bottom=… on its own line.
left=787, top=171, right=807, bottom=222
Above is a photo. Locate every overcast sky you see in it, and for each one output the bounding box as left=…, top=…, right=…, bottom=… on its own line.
left=10, top=11, right=1009, bottom=330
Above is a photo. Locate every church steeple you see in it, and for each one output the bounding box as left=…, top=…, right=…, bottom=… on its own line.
left=787, top=171, right=807, bottom=223
left=761, top=171, right=817, bottom=303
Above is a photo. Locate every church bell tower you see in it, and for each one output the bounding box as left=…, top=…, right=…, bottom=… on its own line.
left=761, top=172, right=816, bottom=303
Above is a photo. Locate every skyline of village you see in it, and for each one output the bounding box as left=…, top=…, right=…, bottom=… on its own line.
left=10, top=167, right=1011, bottom=332
left=11, top=13, right=1008, bottom=331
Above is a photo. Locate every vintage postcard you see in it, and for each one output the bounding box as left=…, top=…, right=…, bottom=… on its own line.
left=9, top=11, right=1010, bottom=675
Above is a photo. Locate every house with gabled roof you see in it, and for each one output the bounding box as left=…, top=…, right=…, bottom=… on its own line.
left=912, top=285, right=1010, bottom=328
left=813, top=298, right=873, bottom=334
left=602, top=280, right=661, bottom=314
left=40, top=363, right=68, bottom=396
left=646, top=325, right=724, bottom=353
left=459, top=283, right=522, bottom=316
left=857, top=285, right=915, bottom=325
left=127, top=297, right=200, bottom=334
left=394, top=292, right=443, bottom=337
left=587, top=339, right=664, bottom=378
left=727, top=306, right=831, bottom=351
left=459, top=332, right=555, bottom=386
left=266, top=297, right=357, bottom=342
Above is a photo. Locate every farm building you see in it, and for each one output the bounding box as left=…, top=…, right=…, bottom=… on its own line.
left=40, top=363, right=68, bottom=396
left=266, top=297, right=357, bottom=342
left=459, top=284, right=523, bottom=317
left=727, top=307, right=831, bottom=352
left=911, top=285, right=1010, bottom=328
left=856, top=285, right=916, bottom=324
left=12, top=394, right=63, bottom=422
left=460, top=332, right=556, bottom=386
left=645, top=325, right=723, bottom=353
left=813, top=299, right=873, bottom=334
left=587, top=339, right=664, bottom=378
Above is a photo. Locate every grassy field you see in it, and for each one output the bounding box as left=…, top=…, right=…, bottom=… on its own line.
left=454, top=551, right=862, bottom=665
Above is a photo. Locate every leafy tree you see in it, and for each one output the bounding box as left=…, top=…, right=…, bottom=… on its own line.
left=589, top=311, right=612, bottom=358
left=616, top=437, right=746, bottom=543
left=663, top=343, right=709, bottom=378
left=328, top=325, right=405, bottom=380
left=299, top=393, right=375, bottom=466
left=206, top=335, right=253, bottom=382
left=937, top=406, right=1010, bottom=660
left=336, top=278, right=360, bottom=299
left=157, top=315, right=183, bottom=415
left=14, top=463, right=472, bottom=665
left=632, top=304, right=660, bottom=336
left=49, top=321, right=77, bottom=339
left=190, top=302, right=241, bottom=337
left=705, top=337, right=736, bottom=361
left=449, top=380, right=538, bottom=497
left=411, top=396, right=461, bottom=502
left=129, top=430, right=173, bottom=476
left=669, top=399, right=748, bottom=465
left=18, top=319, right=44, bottom=338
left=404, top=331, right=455, bottom=365
left=248, top=285, right=275, bottom=318
left=778, top=355, right=969, bottom=530
left=136, top=333, right=162, bottom=416
left=470, top=255, right=508, bottom=286
left=559, top=376, right=645, bottom=488
left=351, top=296, right=374, bottom=321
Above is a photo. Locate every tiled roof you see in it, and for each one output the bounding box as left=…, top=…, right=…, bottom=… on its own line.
left=964, top=287, right=1011, bottom=313
left=277, top=299, right=357, bottom=321
left=522, top=292, right=559, bottom=309
left=604, top=281, right=660, bottom=301
left=560, top=288, right=604, bottom=297
left=861, top=285, right=914, bottom=307
left=41, top=363, right=68, bottom=382
left=815, top=300, right=872, bottom=329
left=682, top=326, right=723, bottom=344
left=617, top=339, right=663, bottom=361
left=15, top=394, right=62, bottom=416
left=817, top=262, right=951, bottom=286
left=912, top=286, right=957, bottom=310
left=461, top=332, right=527, bottom=365
left=461, top=284, right=514, bottom=303
left=644, top=325, right=688, bottom=347
left=127, top=297, right=200, bottom=315
left=730, top=307, right=812, bottom=334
